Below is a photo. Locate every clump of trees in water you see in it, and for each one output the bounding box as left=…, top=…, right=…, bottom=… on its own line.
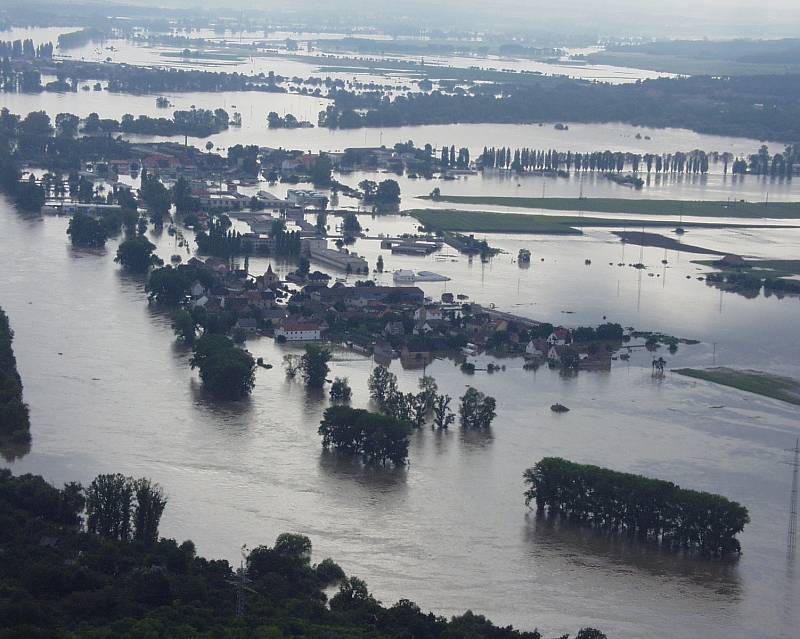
left=3, top=467, right=589, bottom=638
left=319, top=405, right=411, bottom=466
left=67, top=212, right=108, bottom=247
left=190, top=334, right=256, bottom=400
left=524, top=457, right=749, bottom=555
left=115, top=235, right=163, bottom=273
left=367, top=366, right=489, bottom=432
left=0, top=307, right=30, bottom=446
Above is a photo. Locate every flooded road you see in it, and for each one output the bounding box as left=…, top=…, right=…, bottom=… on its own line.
left=1, top=197, right=799, bottom=639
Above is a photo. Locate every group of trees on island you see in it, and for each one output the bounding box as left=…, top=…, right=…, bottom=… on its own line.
left=4, top=468, right=587, bottom=639
left=0, top=307, right=30, bottom=447
left=524, top=457, right=750, bottom=555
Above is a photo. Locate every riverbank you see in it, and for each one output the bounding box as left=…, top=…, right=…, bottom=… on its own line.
left=418, top=196, right=800, bottom=219
left=673, top=367, right=800, bottom=406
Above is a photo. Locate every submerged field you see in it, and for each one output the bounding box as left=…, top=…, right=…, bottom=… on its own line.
left=674, top=367, right=800, bottom=406
left=418, top=196, right=800, bottom=219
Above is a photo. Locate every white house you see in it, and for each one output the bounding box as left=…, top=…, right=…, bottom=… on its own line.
left=525, top=340, right=546, bottom=359
left=413, top=305, right=443, bottom=322
left=546, top=327, right=572, bottom=346
left=275, top=320, right=322, bottom=341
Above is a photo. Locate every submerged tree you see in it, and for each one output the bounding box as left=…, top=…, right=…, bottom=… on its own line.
left=300, top=343, right=332, bottom=388
left=523, top=457, right=749, bottom=556
left=458, top=387, right=497, bottom=430
left=432, top=394, right=455, bottom=430
left=329, top=377, right=352, bottom=402
left=115, top=236, right=162, bottom=273
left=368, top=365, right=397, bottom=408
left=190, top=334, right=255, bottom=400
left=67, top=213, right=107, bottom=247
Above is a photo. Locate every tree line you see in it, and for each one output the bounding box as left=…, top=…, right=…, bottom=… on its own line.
left=0, top=38, right=52, bottom=59
left=2, top=468, right=600, bottom=638
left=481, top=147, right=713, bottom=175
left=81, top=108, right=231, bottom=138
left=523, top=457, right=749, bottom=555
left=0, top=307, right=30, bottom=447
left=318, top=73, right=800, bottom=142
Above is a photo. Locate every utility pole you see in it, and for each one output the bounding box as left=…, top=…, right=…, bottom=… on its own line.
left=786, top=438, right=800, bottom=558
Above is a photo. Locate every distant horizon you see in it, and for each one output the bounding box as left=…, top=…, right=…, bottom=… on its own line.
left=3, top=0, right=800, bottom=39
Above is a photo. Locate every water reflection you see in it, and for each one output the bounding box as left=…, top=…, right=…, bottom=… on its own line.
left=524, top=511, right=743, bottom=596
left=317, top=448, right=408, bottom=493
left=458, top=427, right=495, bottom=449
left=189, top=381, right=256, bottom=426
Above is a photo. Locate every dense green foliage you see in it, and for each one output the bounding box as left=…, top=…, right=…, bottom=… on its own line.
left=319, top=406, right=411, bottom=466
left=0, top=308, right=30, bottom=445
left=190, top=334, right=256, bottom=400
left=1, top=469, right=566, bottom=638
left=524, top=457, right=749, bottom=555
left=67, top=213, right=107, bottom=247
left=85, top=474, right=167, bottom=545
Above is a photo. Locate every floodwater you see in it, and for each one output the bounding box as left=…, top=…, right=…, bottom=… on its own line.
left=1, top=192, right=799, bottom=639
left=47, top=31, right=669, bottom=85
left=2, top=27, right=800, bottom=638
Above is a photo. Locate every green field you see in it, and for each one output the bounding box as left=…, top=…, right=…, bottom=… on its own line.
left=674, top=367, right=800, bottom=406
left=408, top=209, right=785, bottom=235
left=418, top=196, right=800, bottom=219
left=584, top=51, right=800, bottom=76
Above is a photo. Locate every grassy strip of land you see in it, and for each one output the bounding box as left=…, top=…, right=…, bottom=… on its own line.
left=673, top=367, right=800, bottom=406
left=408, top=209, right=788, bottom=235
left=693, top=259, right=800, bottom=277
left=418, top=196, right=800, bottom=219
left=584, top=51, right=800, bottom=77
